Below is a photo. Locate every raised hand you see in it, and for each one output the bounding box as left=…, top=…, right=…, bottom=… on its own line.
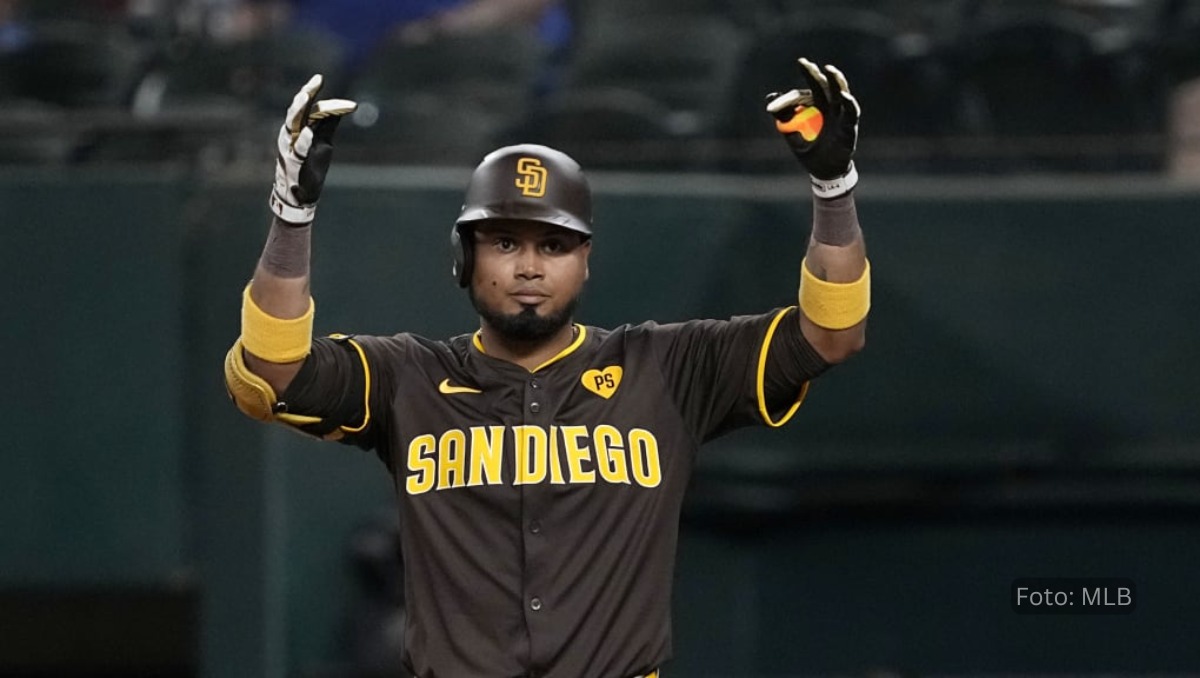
left=269, top=74, right=357, bottom=225
left=766, top=58, right=861, bottom=197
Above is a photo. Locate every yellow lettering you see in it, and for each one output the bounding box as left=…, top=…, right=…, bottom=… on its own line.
left=467, top=425, right=505, bottom=486
left=561, top=425, right=594, bottom=484
left=413, top=425, right=659, bottom=492
left=548, top=425, right=566, bottom=484
left=629, top=428, right=661, bottom=488
left=405, top=434, right=436, bottom=495
left=594, top=424, right=630, bottom=484
left=514, top=425, right=548, bottom=485
left=515, top=157, right=547, bottom=197
left=437, top=429, right=467, bottom=490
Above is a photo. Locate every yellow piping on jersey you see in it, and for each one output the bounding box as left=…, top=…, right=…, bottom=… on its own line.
left=756, top=307, right=809, bottom=428
left=330, top=333, right=372, bottom=434
left=473, top=324, right=587, bottom=372
left=276, top=412, right=323, bottom=427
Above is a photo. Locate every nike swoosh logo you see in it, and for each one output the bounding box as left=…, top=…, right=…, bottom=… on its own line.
left=438, top=379, right=482, bottom=395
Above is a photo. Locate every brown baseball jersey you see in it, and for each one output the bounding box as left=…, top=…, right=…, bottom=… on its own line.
left=279, top=306, right=829, bottom=678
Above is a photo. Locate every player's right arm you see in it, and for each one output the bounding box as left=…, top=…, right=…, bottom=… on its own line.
left=242, top=218, right=315, bottom=394
left=224, top=75, right=357, bottom=421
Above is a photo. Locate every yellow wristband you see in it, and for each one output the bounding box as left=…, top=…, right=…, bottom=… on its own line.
left=799, top=258, right=870, bottom=330
left=240, top=284, right=314, bottom=362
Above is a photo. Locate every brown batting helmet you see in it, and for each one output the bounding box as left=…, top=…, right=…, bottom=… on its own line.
left=451, top=144, right=592, bottom=287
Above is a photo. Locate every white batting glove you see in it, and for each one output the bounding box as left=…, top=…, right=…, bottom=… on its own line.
left=269, top=74, right=357, bottom=225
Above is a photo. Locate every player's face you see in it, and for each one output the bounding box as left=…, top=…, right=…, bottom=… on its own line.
left=469, top=220, right=591, bottom=342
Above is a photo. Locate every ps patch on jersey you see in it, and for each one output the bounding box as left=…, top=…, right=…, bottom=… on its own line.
left=581, top=366, right=622, bottom=399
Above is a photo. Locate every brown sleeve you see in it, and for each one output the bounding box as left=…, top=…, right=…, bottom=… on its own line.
left=280, top=334, right=398, bottom=456
left=645, top=307, right=828, bottom=443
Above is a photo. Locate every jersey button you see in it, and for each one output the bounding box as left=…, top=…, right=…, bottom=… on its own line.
left=529, top=520, right=542, bottom=535
left=530, top=379, right=541, bottom=389
left=530, top=402, right=541, bottom=413
left=530, top=597, right=543, bottom=611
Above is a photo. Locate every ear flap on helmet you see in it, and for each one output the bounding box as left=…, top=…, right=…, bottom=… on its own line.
left=450, top=223, right=474, bottom=287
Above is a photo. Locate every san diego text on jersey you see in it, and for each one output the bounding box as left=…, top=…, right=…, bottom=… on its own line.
left=405, top=424, right=662, bottom=494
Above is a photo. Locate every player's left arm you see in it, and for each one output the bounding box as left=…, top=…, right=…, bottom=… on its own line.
left=766, top=58, right=869, bottom=364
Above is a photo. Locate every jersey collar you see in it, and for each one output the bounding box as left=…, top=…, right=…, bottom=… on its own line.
left=472, top=323, right=588, bottom=373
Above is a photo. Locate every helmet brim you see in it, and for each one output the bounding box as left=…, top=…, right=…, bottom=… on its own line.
left=456, top=202, right=592, bottom=236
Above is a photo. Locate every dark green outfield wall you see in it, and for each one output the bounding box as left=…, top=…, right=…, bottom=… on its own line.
left=3, top=167, right=1198, bottom=676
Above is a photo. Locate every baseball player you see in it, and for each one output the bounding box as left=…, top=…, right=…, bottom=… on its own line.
left=224, top=58, right=869, bottom=677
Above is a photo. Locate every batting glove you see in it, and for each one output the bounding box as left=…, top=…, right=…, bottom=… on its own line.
left=766, top=58, right=861, bottom=198
left=269, top=74, right=357, bottom=225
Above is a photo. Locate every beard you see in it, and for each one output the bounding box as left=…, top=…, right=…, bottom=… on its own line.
left=469, top=287, right=580, bottom=343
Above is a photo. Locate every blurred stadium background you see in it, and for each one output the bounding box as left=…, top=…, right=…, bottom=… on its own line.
left=2, top=0, right=1200, bottom=676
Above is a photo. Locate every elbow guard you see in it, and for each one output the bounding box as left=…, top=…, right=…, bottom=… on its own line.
left=224, top=338, right=282, bottom=422
left=223, top=336, right=359, bottom=441
left=226, top=283, right=323, bottom=424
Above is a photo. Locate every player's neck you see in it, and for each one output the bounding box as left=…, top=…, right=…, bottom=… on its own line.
left=478, top=322, right=578, bottom=372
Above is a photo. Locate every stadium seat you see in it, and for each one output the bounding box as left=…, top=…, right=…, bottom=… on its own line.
left=349, top=27, right=546, bottom=131
left=337, top=95, right=498, bottom=166
left=135, top=28, right=346, bottom=116
left=950, top=5, right=1156, bottom=172
left=1155, top=0, right=1200, bottom=176
left=1158, top=0, right=1200, bottom=83
left=337, top=27, right=547, bottom=164
left=132, top=39, right=257, bottom=115
left=0, top=101, right=78, bottom=165
left=13, top=23, right=148, bottom=108
left=110, top=28, right=344, bottom=166
left=247, top=28, right=349, bottom=113
left=563, top=16, right=746, bottom=139
left=494, top=87, right=691, bottom=171
left=719, top=7, right=953, bottom=174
